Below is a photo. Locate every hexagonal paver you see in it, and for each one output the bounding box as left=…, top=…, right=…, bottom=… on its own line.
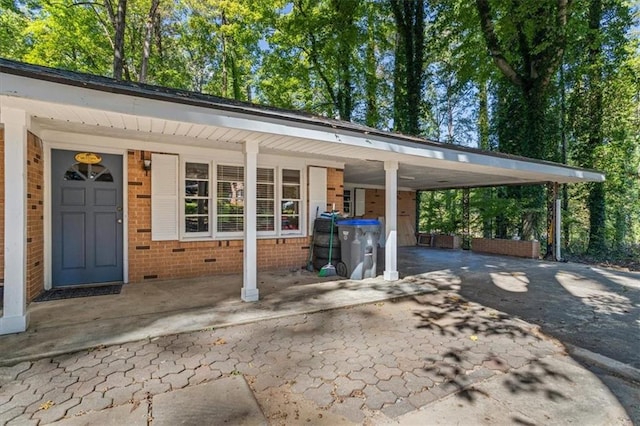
left=302, top=382, right=334, bottom=407
left=66, top=391, right=112, bottom=416
left=362, top=385, right=397, bottom=410
left=308, top=365, right=338, bottom=381
left=30, top=397, right=81, bottom=424
left=161, top=369, right=194, bottom=390
left=382, top=398, right=416, bottom=418
left=348, top=368, right=379, bottom=385
left=150, top=361, right=185, bottom=379
left=333, top=376, right=366, bottom=397
left=188, top=365, right=222, bottom=386
left=376, top=376, right=410, bottom=397
left=104, top=383, right=143, bottom=406
left=16, top=359, right=58, bottom=380
left=374, top=365, right=403, bottom=381
left=67, top=375, right=107, bottom=398
left=101, top=371, right=134, bottom=390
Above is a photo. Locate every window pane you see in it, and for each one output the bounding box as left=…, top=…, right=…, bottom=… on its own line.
left=186, top=162, right=209, bottom=179
left=217, top=181, right=244, bottom=205
left=257, top=216, right=275, bottom=231
left=257, top=168, right=274, bottom=182
left=283, top=185, right=300, bottom=199
left=186, top=180, right=209, bottom=197
left=94, top=170, right=114, bottom=182
left=185, top=199, right=208, bottom=214
left=218, top=199, right=244, bottom=215
left=282, top=215, right=299, bottom=230
left=282, top=200, right=299, bottom=215
left=218, top=216, right=243, bottom=232
left=185, top=216, right=208, bottom=233
left=257, top=183, right=274, bottom=199
left=282, top=169, right=300, bottom=184
left=218, top=165, right=243, bottom=181
left=64, top=164, right=86, bottom=181
left=257, top=199, right=274, bottom=215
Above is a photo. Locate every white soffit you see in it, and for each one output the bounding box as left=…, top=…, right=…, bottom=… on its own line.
left=1, top=70, right=605, bottom=190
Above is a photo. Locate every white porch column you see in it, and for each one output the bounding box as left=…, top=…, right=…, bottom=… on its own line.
left=241, top=140, right=259, bottom=301
left=0, top=108, right=30, bottom=334
left=384, top=160, right=399, bottom=281
left=555, top=197, right=562, bottom=261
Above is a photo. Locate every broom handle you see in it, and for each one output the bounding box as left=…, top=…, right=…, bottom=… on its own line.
left=327, top=214, right=334, bottom=262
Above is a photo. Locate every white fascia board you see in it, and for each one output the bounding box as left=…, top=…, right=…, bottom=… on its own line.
left=1, top=73, right=604, bottom=184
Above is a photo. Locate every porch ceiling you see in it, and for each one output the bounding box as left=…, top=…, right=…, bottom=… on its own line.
left=1, top=60, right=605, bottom=191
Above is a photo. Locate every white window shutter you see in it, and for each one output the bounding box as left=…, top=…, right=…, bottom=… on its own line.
left=355, top=188, right=366, bottom=216
left=308, top=166, right=327, bottom=234
left=151, top=153, right=179, bottom=241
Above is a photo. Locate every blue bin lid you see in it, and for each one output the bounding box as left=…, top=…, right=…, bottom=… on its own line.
left=337, top=219, right=380, bottom=226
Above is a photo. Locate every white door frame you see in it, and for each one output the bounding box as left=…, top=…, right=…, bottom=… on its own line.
left=44, top=141, right=129, bottom=289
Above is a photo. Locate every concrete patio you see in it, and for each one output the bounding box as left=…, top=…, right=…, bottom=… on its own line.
left=1, top=246, right=638, bottom=374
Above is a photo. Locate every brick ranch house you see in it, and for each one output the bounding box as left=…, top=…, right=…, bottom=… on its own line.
left=0, top=59, right=604, bottom=335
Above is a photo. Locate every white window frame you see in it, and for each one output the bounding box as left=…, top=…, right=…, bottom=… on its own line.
left=178, top=159, right=305, bottom=240
left=257, top=166, right=277, bottom=237
left=182, top=160, right=212, bottom=238
left=214, top=162, right=245, bottom=238
left=280, top=168, right=304, bottom=236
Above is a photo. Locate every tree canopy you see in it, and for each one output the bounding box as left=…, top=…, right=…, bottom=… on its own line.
left=1, top=0, right=638, bottom=263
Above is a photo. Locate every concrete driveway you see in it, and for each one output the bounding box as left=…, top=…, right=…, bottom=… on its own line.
left=394, top=247, right=640, bottom=370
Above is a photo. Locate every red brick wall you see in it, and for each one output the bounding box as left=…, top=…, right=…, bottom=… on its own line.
left=26, top=132, right=44, bottom=300
left=0, top=129, right=44, bottom=300
left=127, top=150, right=311, bottom=283
left=361, top=189, right=417, bottom=246
left=471, top=238, right=540, bottom=259
left=326, top=168, right=344, bottom=212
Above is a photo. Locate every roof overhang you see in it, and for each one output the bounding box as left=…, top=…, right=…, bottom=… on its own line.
left=0, top=59, right=605, bottom=190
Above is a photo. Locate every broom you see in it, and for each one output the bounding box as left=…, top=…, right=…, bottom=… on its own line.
left=318, top=213, right=337, bottom=277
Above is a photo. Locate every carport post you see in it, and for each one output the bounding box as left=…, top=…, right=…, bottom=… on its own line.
left=0, top=108, right=30, bottom=334
left=241, top=140, right=259, bottom=302
left=384, top=160, right=399, bottom=281
left=555, top=189, right=562, bottom=261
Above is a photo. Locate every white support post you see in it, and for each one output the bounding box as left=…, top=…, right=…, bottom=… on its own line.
left=241, top=140, right=259, bottom=302
left=384, top=160, right=399, bottom=281
left=555, top=198, right=562, bottom=261
left=0, top=108, right=30, bottom=334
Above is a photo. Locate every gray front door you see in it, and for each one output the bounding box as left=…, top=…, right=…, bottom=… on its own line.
left=51, top=149, right=123, bottom=287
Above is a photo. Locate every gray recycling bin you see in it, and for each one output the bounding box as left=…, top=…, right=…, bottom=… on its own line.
left=336, top=219, right=381, bottom=279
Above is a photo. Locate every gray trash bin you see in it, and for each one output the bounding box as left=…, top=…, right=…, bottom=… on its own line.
left=336, top=219, right=381, bottom=279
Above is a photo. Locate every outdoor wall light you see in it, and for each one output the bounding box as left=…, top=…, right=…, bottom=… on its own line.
left=142, top=151, right=152, bottom=174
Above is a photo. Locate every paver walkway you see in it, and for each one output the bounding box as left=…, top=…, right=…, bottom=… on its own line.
left=2, top=288, right=629, bottom=425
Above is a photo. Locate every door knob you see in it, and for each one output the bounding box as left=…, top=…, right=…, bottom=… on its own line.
left=117, top=219, right=123, bottom=224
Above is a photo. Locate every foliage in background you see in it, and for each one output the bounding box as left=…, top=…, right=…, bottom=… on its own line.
left=0, top=0, right=638, bottom=263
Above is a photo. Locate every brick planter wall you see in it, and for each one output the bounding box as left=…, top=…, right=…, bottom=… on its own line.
left=471, top=238, right=540, bottom=259
left=433, top=235, right=461, bottom=249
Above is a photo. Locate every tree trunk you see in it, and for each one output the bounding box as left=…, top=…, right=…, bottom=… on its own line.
left=390, top=0, right=425, bottom=135
left=140, top=0, right=160, bottom=83
left=364, top=11, right=379, bottom=127
left=113, top=0, right=127, bottom=80
left=585, top=0, right=606, bottom=254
